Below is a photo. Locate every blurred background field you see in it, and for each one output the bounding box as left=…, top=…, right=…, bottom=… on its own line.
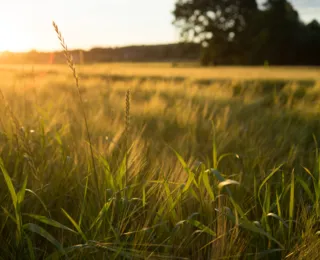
left=1, top=63, right=320, bottom=79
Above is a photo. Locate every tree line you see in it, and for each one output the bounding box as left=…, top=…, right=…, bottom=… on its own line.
left=0, top=43, right=200, bottom=64
left=173, top=0, right=320, bottom=66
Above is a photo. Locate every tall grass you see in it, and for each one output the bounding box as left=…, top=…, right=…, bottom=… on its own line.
left=0, top=25, right=320, bottom=259
left=125, top=89, right=131, bottom=191
left=52, top=22, right=100, bottom=201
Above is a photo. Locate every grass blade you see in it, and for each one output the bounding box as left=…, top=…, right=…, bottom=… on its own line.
left=212, top=121, right=217, bottom=169
left=116, top=155, right=127, bottom=190
left=25, top=214, right=77, bottom=233
left=163, top=181, right=178, bottom=221
left=172, top=148, right=197, bottom=192
left=0, top=158, right=17, bottom=209
left=223, top=207, right=283, bottom=248
left=2, top=206, right=16, bottom=224
left=79, top=176, right=89, bottom=227
left=17, top=174, right=28, bottom=205
left=25, top=189, right=50, bottom=214
left=0, top=157, right=22, bottom=244
left=218, top=179, right=240, bottom=189
left=61, top=208, right=87, bottom=242
left=26, top=234, right=36, bottom=260
left=24, top=223, right=65, bottom=254
left=296, top=176, right=314, bottom=202
left=289, top=169, right=295, bottom=239
left=89, top=200, right=112, bottom=231
left=201, top=170, right=215, bottom=201
left=258, top=164, right=283, bottom=208
left=45, top=244, right=90, bottom=260
left=267, top=213, right=288, bottom=228
left=187, top=219, right=216, bottom=237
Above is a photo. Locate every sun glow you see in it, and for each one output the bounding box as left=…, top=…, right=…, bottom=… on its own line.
left=0, top=43, right=32, bottom=53
left=0, top=23, right=35, bottom=53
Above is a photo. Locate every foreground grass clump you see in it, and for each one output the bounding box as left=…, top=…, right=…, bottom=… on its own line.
left=1, top=32, right=320, bottom=259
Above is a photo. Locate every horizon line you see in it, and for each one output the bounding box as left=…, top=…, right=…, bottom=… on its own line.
left=0, top=41, right=191, bottom=54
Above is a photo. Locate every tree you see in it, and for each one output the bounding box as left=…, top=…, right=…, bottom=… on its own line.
left=173, top=0, right=320, bottom=66
left=173, top=0, right=259, bottom=65
left=261, top=0, right=302, bottom=65
left=303, top=20, right=320, bottom=65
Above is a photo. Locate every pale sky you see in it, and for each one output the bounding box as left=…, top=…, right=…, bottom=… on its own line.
left=0, top=0, right=319, bottom=52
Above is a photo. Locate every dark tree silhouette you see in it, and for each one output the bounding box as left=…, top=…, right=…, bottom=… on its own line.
left=303, top=20, right=320, bottom=65
left=173, top=0, right=320, bottom=66
left=173, top=0, right=259, bottom=65
left=262, top=0, right=301, bottom=64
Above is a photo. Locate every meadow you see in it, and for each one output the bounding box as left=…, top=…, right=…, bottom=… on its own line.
left=1, top=59, right=320, bottom=259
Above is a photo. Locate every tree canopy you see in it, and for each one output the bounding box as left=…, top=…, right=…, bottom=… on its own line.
left=173, top=0, right=320, bottom=65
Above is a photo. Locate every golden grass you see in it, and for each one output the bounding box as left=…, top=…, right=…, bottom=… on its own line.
left=1, top=49, right=320, bottom=258
left=0, top=63, right=320, bottom=81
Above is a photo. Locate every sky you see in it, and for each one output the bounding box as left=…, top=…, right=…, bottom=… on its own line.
left=0, top=0, right=319, bottom=52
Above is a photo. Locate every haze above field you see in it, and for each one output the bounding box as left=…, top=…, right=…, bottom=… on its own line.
left=1, top=0, right=320, bottom=52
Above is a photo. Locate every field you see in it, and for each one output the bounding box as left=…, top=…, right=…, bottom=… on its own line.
left=1, top=62, right=320, bottom=259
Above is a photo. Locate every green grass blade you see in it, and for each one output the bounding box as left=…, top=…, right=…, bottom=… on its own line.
left=296, top=176, right=314, bottom=202
left=99, top=155, right=115, bottom=190
left=25, top=189, right=50, bottom=214
left=142, top=184, right=146, bottom=207
left=61, top=208, right=87, bottom=242
left=241, top=220, right=283, bottom=248
left=0, top=212, right=8, bottom=235
left=212, top=121, right=217, bottom=169
left=201, top=170, right=215, bottom=201
left=263, top=184, right=271, bottom=216
left=187, top=219, right=216, bottom=237
left=275, top=192, right=282, bottom=225
left=217, top=153, right=238, bottom=168
left=1, top=206, right=16, bottom=224
left=17, top=174, right=28, bottom=205
left=267, top=213, right=288, bottom=228
left=172, top=148, right=197, bottom=192
left=79, top=176, right=89, bottom=227
left=116, top=155, right=127, bottom=190
left=302, top=166, right=315, bottom=181
left=223, top=207, right=283, bottom=248
left=163, top=181, right=178, bottom=221
left=210, top=169, right=247, bottom=220
left=208, top=169, right=225, bottom=182
left=89, top=200, right=112, bottom=231
left=289, top=169, right=295, bottom=239
left=45, top=244, right=89, bottom=260
left=0, top=158, right=17, bottom=209
left=23, top=223, right=65, bottom=254
left=258, top=164, right=283, bottom=208
left=0, top=157, right=22, bottom=244
left=26, top=234, right=36, bottom=260
left=25, top=214, right=77, bottom=233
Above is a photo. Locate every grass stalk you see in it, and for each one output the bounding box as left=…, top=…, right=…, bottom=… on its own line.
left=125, top=89, right=130, bottom=191
left=52, top=21, right=100, bottom=201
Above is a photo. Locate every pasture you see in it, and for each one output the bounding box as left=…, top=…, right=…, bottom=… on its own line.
left=1, top=62, right=320, bottom=259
